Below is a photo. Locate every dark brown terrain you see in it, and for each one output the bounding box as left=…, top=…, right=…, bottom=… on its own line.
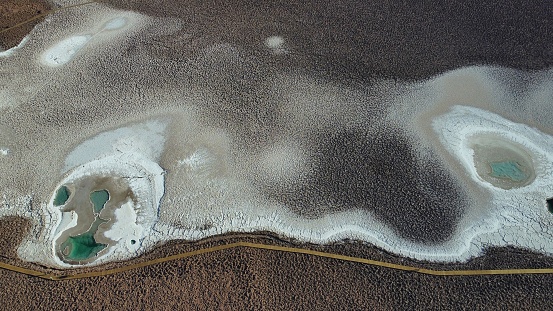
left=2, top=217, right=553, bottom=310
left=97, top=0, right=553, bottom=80
left=0, top=0, right=51, bottom=50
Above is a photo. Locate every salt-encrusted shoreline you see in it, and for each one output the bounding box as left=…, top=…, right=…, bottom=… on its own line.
left=15, top=117, right=167, bottom=267
left=3, top=1, right=553, bottom=268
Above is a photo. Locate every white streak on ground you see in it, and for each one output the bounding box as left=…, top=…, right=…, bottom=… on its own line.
left=41, top=35, right=91, bottom=66
left=0, top=36, right=29, bottom=58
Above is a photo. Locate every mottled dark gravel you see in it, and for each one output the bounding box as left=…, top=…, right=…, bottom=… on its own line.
left=96, top=0, right=553, bottom=80
left=271, top=128, right=467, bottom=243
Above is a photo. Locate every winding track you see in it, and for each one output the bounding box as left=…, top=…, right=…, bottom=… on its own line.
left=2, top=241, right=553, bottom=281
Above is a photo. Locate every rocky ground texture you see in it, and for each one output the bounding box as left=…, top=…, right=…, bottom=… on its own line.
left=2, top=217, right=553, bottom=310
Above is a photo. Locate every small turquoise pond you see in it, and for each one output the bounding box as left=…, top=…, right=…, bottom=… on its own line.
left=90, top=190, right=109, bottom=213
left=489, top=161, right=528, bottom=182
left=53, top=186, right=71, bottom=206
left=58, top=189, right=111, bottom=262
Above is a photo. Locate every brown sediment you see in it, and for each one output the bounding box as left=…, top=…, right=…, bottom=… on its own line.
left=1, top=231, right=553, bottom=309
left=0, top=0, right=52, bottom=50
left=8, top=229, right=553, bottom=276
left=0, top=216, right=31, bottom=262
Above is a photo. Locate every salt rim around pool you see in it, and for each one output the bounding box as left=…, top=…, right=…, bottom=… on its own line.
left=45, top=153, right=164, bottom=267
left=430, top=105, right=553, bottom=259
left=468, top=134, right=536, bottom=189
left=433, top=105, right=552, bottom=193
left=16, top=117, right=167, bottom=267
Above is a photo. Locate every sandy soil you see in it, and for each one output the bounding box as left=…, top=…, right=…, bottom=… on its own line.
left=2, top=216, right=553, bottom=310
left=0, top=217, right=31, bottom=266
left=3, top=250, right=549, bottom=311
left=0, top=0, right=51, bottom=50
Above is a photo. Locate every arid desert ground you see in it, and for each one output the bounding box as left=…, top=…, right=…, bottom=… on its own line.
left=2, top=0, right=553, bottom=309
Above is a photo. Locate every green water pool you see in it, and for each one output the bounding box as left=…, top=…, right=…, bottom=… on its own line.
left=58, top=189, right=111, bottom=262
left=489, top=161, right=528, bottom=182
left=53, top=186, right=71, bottom=206
left=90, top=189, right=109, bottom=213
left=60, top=216, right=107, bottom=261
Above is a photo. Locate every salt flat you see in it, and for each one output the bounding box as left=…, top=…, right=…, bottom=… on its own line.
left=1, top=1, right=553, bottom=268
